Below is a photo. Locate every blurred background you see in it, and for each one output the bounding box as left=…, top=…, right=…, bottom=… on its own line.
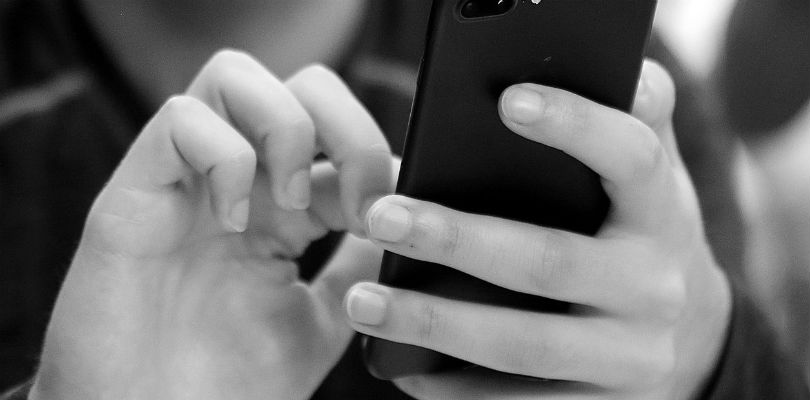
left=1, top=0, right=808, bottom=394
left=660, top=0, right=810, bottom=385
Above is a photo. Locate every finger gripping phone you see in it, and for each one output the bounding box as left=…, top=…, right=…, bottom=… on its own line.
left=363, top=0, right=657, bottom=380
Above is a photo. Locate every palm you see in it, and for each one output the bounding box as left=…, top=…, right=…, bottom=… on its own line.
left=49, top=167, right=379, bottom=400
left=35, top=59, right=392, bottom=400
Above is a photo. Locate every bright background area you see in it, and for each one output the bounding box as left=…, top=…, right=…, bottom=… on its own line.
left=655, top=0, right=738, bottom=80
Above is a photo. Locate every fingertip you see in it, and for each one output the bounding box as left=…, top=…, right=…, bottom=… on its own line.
left=365, top=196, right=413, bottom=244
left=274, top=168, right=311, bottom=211
left=206, top=147, right=256, bottom=233
left=228, top=198, right=250, bottom=232
left=288, top=169, right=312, bottom=210
left=344, top=281, right=389, bottom=326
left=646, top=60, right=676, bottom=101
left=342, top=146, right=395, bottom=237
left=633, top=60, right=676, bottom=130
left=500, top=84, right=546, bottom=126
left=264, top=116, right=316, bottom=212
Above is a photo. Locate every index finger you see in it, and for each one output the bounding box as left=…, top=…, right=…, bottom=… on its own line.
left=286, top=65, right=394, bottom=236
left=499, top=71, right=675, bottom=230
left=185, top=50, right=317, bottom=211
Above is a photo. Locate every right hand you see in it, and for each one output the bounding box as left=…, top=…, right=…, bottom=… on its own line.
left=30, top=50, right=395, bottom=400
left=346, top=61, right=731, bottom=400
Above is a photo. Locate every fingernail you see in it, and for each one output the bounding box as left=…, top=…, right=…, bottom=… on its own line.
left=346, top=284, right=388, bottom=326
left=286, top=169, right=311, bottom=210
left=636, top=72, right=652, bottom=103
left=230, top=198, right=250, bottom=232
left=502, top=87, right=544, bottom=125
left=367, top=200, right=412, bottom=243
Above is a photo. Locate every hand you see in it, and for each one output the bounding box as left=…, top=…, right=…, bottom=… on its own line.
left=31, top=50, right=394, bottom=400
left=346, top=61, right=731, bottom=399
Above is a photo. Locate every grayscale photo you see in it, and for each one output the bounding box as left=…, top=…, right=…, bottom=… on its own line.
left=1, top=0, right=808, bottom=398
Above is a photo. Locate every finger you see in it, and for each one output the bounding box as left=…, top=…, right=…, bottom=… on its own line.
left=310, top=235, right=383, bottom=343
left=632, top=60, right=682, bottom=170
left=114, top=95, right=257, bottom=232
left=363, top=195, right=661, bottom=311
left=308, top=161, right=344, bottom=229
left=286, top=64, right=393, bottom=236
left=186, top=50, right=316, bottom=211
left=306, top=163, right=391, bottom=316
left=395, top=370, right=602, bottom=400
left=308, top=156, right=401, bottom=232
left=499, top=79, right=675, bottom=229
left=345, top=283, right=664, bottom=387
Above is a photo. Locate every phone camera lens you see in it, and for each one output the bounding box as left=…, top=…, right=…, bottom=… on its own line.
left=462, top=1, right=479, bottom=17
left=460, top=0, right=515, bottom=19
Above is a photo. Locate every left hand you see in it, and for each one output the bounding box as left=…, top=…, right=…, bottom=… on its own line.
left=345, top=61, right=731, bottom=400
left=30, top=54, right=394, bottom=400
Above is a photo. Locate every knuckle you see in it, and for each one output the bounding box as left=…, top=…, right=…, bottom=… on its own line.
left=289, top=63, right=350, bottom=96
left=411, top=207, right=464, bottom=261
left=286, top=115, right=317, bottom=140
left=161, top=95, right=203, bottom=128
left=504, top=332, right=575, bottom=378
left=163, top=95, right=199, bottom=114
left=623, top=126, right=665, bottom=182
left=258, top=115, right=316, bottom=150
left=204, top=49, right=262, bottom=89
left=208, top=49, right=257, bottom=72
left=548, top=94, right=604, bottom=150
left=527, top=231, right=571, bottom=294
left=414, top=301, right=445, bottom=344
left=297, top=63, right=338, bottom=82
left=226, top=147, right=258, bottom=171
left=436, top=213, right=463, bottom=261
left=546, top=94, right=587, bottom=138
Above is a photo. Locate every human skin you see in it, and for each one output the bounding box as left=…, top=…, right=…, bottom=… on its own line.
left=30, top=52, right=396, bottom=400
left=29, top=51, right=730, bottom=400
left=30, top=2, right=730, bottom=399
left=78, top=0, right=369, bottom=106
left=348, top=61, right=731, bottom=400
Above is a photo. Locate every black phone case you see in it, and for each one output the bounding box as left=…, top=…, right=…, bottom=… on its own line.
left=363, top=0, right=657, bottom=380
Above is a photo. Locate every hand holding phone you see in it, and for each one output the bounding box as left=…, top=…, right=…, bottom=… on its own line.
left=345, top=1, right=734, bottom=398
left=363, top=0, right=655, bottom=379
left=348, top=59, right=732, bottom=400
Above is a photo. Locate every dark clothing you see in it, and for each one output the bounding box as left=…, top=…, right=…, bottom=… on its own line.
left=717, top=0, right=810, bottom=370
left=0, top=0, right=807, bottom=398
left=717, top=0, right=810, bottom=139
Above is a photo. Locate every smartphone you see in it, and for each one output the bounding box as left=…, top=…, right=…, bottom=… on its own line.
left=363, top=0, right=657, bottom=380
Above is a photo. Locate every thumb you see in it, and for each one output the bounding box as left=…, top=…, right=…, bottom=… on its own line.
left=632, top=60, right=683, bottom=170
left=310, top=235, right=383, bottom=340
